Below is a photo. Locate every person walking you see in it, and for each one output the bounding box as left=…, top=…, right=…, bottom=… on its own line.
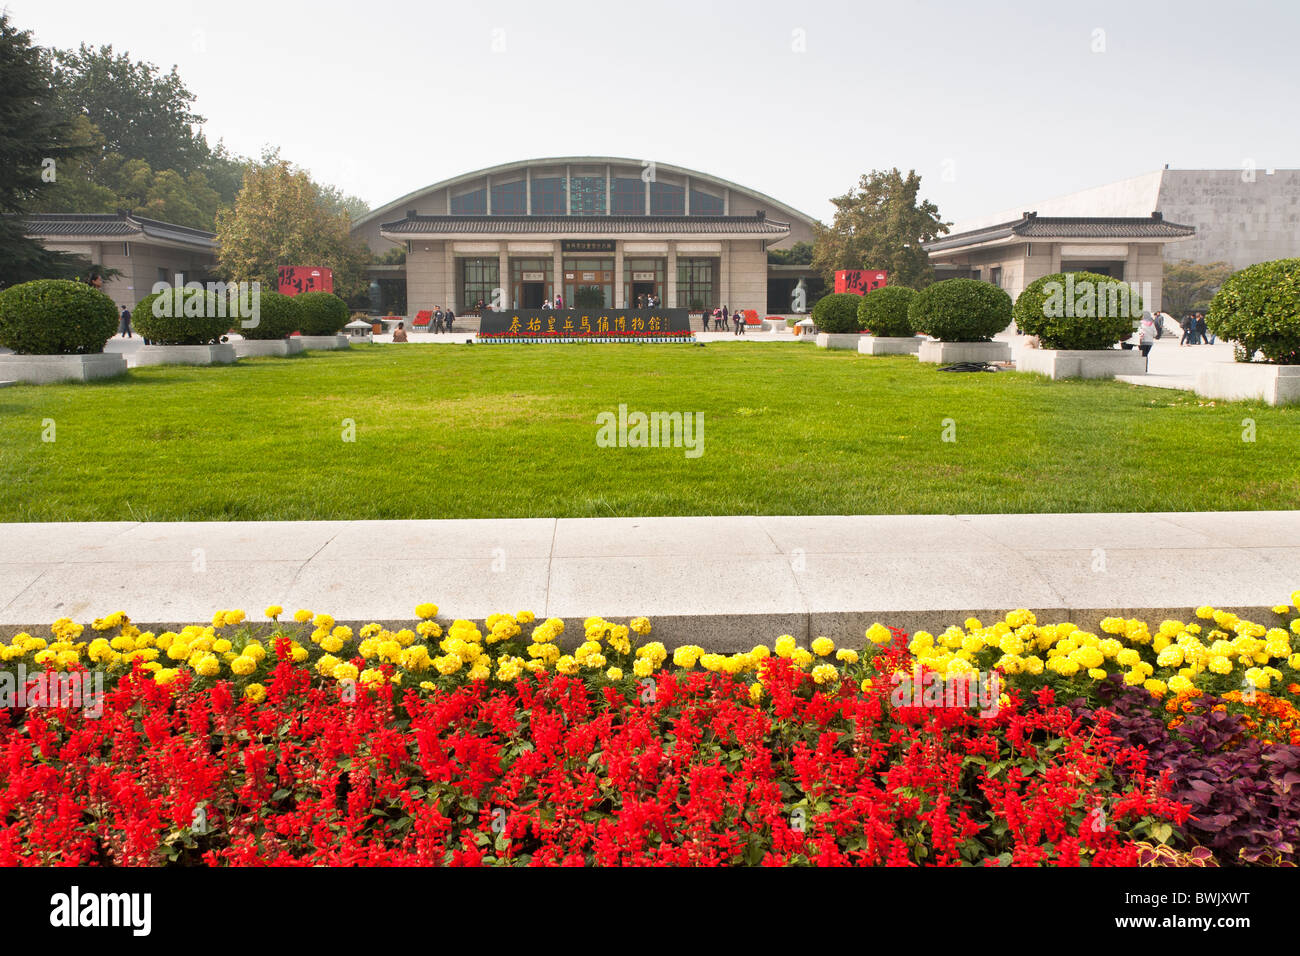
left=1195, top=312, right=1210, bottom=345
left=1179, top=313, right=1194, bottom=346
left=554, top=292, right=564, bottom=309
left=444, top=307, right=454, bottom=332
left=433, top=306, right=444, bottom=333
left=117, top=306, right=132, bottom=338
left=1138, top=312, right=1157, bottom=359
left=719, top=305, right=729, bottom=332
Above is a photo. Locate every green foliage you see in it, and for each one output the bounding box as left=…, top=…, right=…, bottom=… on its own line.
left=574, top=286, right=605, bottom=308
left=240, top=290, right=300, bottom=340
left=1207, top=258, right=1300, bottom=364
left=0, top=279, right=117, bottom=354
left=811, top=292, right=863, bottom=333
left=767, top=241, right=814, bottom=265
left=294, top=291, right=350, bottom=335
left=132, top=289, right=230, bottom=345
left=1163, top=260, right=1232, bottom=317
left=1013, top=272, right=1140, bottom=350
left=858, top=285, right=916, bottom=337
left=811, top=168, right=949, bottom=290
left=908, top=279, right=1012, bottom=342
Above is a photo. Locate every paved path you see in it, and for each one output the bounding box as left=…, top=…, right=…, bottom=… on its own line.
left=2, top=513, right=1295, bottom=649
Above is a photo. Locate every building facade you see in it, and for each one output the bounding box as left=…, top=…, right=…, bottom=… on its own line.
left=923, top=212, right=1196, bottom=309
left=24, top=212, right=219, bottom=309
left=351, top=157, right=820, bottom=317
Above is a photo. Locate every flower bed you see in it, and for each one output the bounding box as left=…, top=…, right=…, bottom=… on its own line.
left=2, top=596, right=1298, bottom=867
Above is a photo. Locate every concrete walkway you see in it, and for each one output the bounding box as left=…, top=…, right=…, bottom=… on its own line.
left=1, top=513, right=1296, bottom=649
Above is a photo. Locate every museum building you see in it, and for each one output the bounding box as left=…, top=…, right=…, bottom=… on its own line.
left=351, top=157, right=820, bottom=316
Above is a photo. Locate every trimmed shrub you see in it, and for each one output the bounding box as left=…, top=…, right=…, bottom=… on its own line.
left=295, top=291, right=350, bottom=335
left=240, top=290, right=300, bottom=340
left=908, top=278, right=1012, bottom=342
left=1207, top=258, right=1300, bottom=364
left=858, top=285, right=916, bottom=337
left=810, top=292, right=863, bottom=333
left=1013, top=271, right=1141, bottom=350
left=0, top=279, right=118, bottom=355
left=132, top=289, right=231, bottom=345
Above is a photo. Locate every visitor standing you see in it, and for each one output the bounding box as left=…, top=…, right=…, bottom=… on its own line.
left=555, top=292, right=564, bottom=309
left=1179, top=314, right=1194, bottom=346
left=445, top=307, right=454, bottom=332
left=433, top=307, right=444, bottom=333
left=1138, top=312, right=1156, bottom=359
left=117, top=306, right=132, bottom=338
left=1195, top=312, right=1210, bottom=345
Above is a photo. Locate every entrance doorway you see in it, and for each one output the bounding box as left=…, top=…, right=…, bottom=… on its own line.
left=521, top=281, right=546, bottom=308
left=631, top=281, right=657, bottom=307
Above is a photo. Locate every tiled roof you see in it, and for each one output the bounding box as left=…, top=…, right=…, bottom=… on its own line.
left=923, top=213, right=1194, bottom=253
left=379, top=214, right=792, bottom=236
left=23, top=212, right=217, bottom=249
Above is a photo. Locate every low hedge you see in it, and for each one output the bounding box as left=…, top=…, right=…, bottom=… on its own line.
left=858, top=286, right=916, bottom=337
left=1013, top=272, right=1140, bottom=350
left=295, top=292, right=350, bottom=335
left=810, top=292, right=863, bottom=333
left=1207, top=258, right=1300, bottom=364
left=0, top=279, right=118, bottom=355
left=132, top=289, right=231, bottom=345
left=908, top=279, right=1012, bottom=342
left=240, top=290, right=300, bottom=340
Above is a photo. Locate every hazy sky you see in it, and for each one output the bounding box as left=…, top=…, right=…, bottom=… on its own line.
left=11, top=0, right=1299, bottom=226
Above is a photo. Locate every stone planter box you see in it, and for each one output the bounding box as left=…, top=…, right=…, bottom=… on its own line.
left=858, top=335, right=922, bottom=356
left=762, top=318, right=790, bottom=332
left=296, top=334, right=350, bottom=350
left=133, top=344, right=237, bottom=367
left=1194, top=362, right=1300, bottom=406
left=0, top=352, right=128, bottom=384
left=917, top=340, right=1012, bottom=365
left=234, top=338, right=305, bottom=358
left=1016, top=348, right=1146, bottom=380
left=815, top=333, right=861, bottom=350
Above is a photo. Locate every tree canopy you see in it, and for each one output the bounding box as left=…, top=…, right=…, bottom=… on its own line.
left=811, top=169, right=949, bottom=290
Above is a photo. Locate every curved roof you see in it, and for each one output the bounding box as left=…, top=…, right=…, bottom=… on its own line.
left=352, top=156, right=821, bottom=232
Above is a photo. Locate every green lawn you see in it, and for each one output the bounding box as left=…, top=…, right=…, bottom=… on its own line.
left=0, top=342, right=1296, bottom=521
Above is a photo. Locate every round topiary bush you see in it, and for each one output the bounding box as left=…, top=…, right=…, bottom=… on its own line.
left=132, top=288, right=231, bottom=345
left=858, top=285, right=916, bottom=337
left=0, top=279, right=118, bottom=355
left=240, top=289, right=301, bottom=340
left=907, top=278, right=1012, bottom=342
left=1013, top=271, right=1141, bottom=350
left=810, top=292, right=863, bottom=334
left=1207, top=258, right=1300, bottom=364
left=294, top=291, right=350, bottom=335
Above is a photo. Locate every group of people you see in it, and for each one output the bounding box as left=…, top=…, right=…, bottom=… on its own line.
left=540, top=293, right=566, bottom=309
left=635, top=293, right=660, bottom=309
left=699, top=305, right=748, bottom=334
left=429, top=306, right=455, bottom=333
left=1179, top=312, right=1214, bottom=346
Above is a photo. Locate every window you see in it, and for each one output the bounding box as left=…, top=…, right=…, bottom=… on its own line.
left=570, top=176, right=606, bottom=215
left=650, top=181, right=685, bottom=216
left=461, top=258, right=499, bottom=310
left=689, top=189, right=723, bottom=216
left=491, top=180, right=526, bottom=215
left=532, top=176, right=566, bottom=214
left=676, top=258, right=715, bottom=310
left=610, top=177, right=643, bottom=215
left=990, top=266, right=1002, bottom=288
left=450, top=188, right=486, bottom=215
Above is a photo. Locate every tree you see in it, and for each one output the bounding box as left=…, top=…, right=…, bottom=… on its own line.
left=768, top=240, right=814, bottom=265
left=0, top=13, right=94, bottom=287
left=1162, top=260, right=1232, bottom=316
left=215, top=151, right=370, bottom=300
left=318, top=183, right=370, bottom=224
left=811, top=169, right=949, bottom=290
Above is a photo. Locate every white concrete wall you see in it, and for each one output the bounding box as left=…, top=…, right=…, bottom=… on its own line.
left=1157, top=169, right=1300, bottom=269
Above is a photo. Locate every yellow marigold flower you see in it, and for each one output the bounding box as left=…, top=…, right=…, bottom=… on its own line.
left=865, top=623, right=892, bottom=645
left=673, top=645, right=703, bottom=669
left=242, top=683, right=265, bottom=703
left=225, top=609, right=246, bottom=626
left=606, top=666, right=623, bottom=680
left=1116, top=648, right=1141, bottom=667
left=811, top=664, right=838, bottom=685
left=699, top=653, right=726, bottom=672
left=154, top=668, right=181, bottom=686
left=774, top=635, right=797, bottom=658
left=415, top=603, right=439, bottom=620
left=811, top=636, right=835, bottom=657
left=632, top=658, right=654, bottom=678
left=1195, top=606, right=1215, bottom=620
left=261, top=605, right=282, bottom=620
left=635, top=641, right=667, bottom=664
left=1006, top=609, right=1036, bottom=629
left=791, top=648, right=814, bottom=669
left=229, top=656, right=257, bottom=676
left=330, top=662, right=358, bottom=682
left=1022, top=656, right=1045, bottom=676
left=964, top=617, right=982, bottom=631
left=1244, top=667, right=1271, bottom=690
left=467, top=664, right=490, bottom=682
left=629, top=617, right=651, bottom=636
left=749, top=683, right=764, bottom=703
left=523, top=659, right=547, bottom=674
left=358, top=668, right=385, bottom=689
left=1088, top=668, right=1108, bottom=680
left=750, top=645, right=771, bottom=660
left=434, top=655, right=462, bottom=676
left=1167, top=674, right=1195, bottom=694
left=315, top=654, right=340, bottom=676
left=836, top=649, right=859, bottom=664
left=1144, top=678, right=1167, bottom=697
left=517, top=611, right=536, bottom=624
left=860, top=679, right=873, bottom=693
left=318, top=635, right=343, bottom=654
left=194, top=654, right=221, bottom=678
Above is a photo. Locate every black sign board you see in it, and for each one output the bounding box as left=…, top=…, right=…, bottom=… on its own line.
left=479, top=308, right=693, bottom=339
left=560, top=240, right=616, bottom=253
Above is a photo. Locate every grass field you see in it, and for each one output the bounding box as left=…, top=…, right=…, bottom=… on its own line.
left=0, top=341, right=1296, bottom=522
